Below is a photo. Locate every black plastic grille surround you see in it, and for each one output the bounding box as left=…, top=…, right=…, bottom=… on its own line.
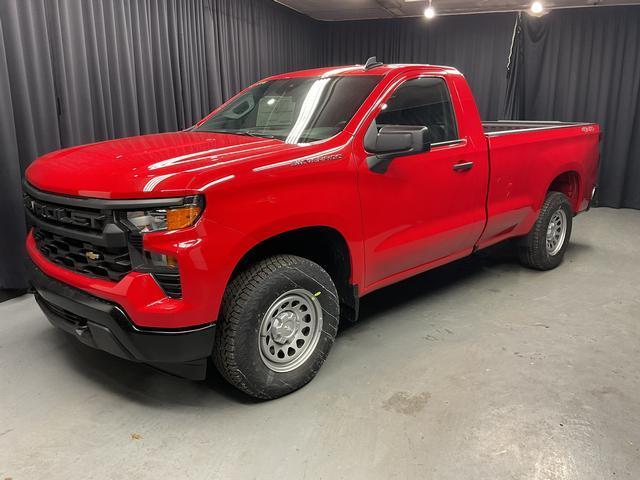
left=24, top=184, right=186, bottom=296
left=24, top=189, right=133, bottom=282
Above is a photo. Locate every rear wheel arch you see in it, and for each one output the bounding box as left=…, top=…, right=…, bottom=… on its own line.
left=519, top=191, right=573, bottom=270
left=547, top=170, right=581, bottom=212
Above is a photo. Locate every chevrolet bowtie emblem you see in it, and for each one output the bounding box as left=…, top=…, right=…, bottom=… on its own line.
left=85, top=251, right=101, bottom=261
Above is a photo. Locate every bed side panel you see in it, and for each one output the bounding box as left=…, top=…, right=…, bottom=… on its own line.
left=477, top=125, right=599, bottom=249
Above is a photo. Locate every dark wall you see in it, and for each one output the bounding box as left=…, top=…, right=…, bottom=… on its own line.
left=505, top=7, right=640, bottom=209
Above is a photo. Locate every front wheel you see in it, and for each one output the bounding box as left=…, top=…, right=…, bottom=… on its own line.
left=518, top=191, right=573, bottom=270
left=212, top=255, right=339, bottom=399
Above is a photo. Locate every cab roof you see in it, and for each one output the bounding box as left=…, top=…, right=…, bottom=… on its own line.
left=264, top=64, right=460, bottom=81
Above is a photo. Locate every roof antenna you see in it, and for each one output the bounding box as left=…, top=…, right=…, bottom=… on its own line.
left=364, top=56, right=383, bottom=70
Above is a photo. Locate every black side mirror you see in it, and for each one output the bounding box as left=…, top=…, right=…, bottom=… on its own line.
left=364, top=124, right=431, bottom=173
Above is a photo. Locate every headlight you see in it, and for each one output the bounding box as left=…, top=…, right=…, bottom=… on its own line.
left=124, top=196, right=204, bottom=233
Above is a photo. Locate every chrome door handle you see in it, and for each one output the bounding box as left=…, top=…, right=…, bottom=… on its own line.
left=453, top=161, right=474, bottom=172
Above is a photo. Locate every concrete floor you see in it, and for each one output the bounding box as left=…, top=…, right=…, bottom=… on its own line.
left=1, top=207, right=639, bottom=479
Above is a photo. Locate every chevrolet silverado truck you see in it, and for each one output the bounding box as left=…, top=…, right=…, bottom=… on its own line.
left=24, top=61, right=600, bottom=399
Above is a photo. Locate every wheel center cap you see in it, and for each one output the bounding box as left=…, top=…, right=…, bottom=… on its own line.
left=271, top=311, right=298, bottom=344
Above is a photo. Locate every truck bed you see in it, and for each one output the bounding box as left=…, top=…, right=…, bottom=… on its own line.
left=482, top=120, right=591, bottom=136
left=477, top=118, right=600, bottom=251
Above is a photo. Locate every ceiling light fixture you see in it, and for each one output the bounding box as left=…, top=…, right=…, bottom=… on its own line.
left=530, top=1, right=544, bottom=14
left=424, top=0, right=435, bottom=19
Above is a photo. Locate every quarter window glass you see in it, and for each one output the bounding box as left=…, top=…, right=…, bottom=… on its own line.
left=376, top=77, right=458, bottom=143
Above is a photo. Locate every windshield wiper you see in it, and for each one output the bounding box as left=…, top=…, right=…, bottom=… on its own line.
left=237, top=130, right=277, bottom=139
left=195, top=128, right=279, bottom=140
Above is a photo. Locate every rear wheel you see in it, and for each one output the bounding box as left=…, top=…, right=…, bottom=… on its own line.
left=518, top=191, right=573, bottom=270
left=212, top=255, right=339, bottom=399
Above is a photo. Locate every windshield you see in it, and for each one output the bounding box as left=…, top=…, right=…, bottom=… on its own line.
left=196, top=76, right=381, bottom=143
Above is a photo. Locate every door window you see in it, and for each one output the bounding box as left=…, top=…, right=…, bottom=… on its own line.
left=376, top=77, right=458, bottom=144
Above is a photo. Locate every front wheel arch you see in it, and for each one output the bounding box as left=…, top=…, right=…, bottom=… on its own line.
left=221, top=226, right=359, bottom=323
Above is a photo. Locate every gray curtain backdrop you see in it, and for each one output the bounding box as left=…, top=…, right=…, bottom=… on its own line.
left=0, top=1, right=62, bottom=289
left=210, top=0, right=321, bottom=101
left=45, top=0, right=321, bottom=146
left=505, top=7, right=640, bottom=209
left=0, top=17, right=29, bottom=288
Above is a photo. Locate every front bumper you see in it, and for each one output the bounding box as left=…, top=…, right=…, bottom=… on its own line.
left=28, top=259, right=215, bottom=380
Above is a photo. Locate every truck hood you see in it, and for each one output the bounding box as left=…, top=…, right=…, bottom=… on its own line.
left=26, top=131, right=304, bottom=198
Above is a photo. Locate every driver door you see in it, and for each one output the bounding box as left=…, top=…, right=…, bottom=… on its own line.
left=356, top=74, right=488, bottom=289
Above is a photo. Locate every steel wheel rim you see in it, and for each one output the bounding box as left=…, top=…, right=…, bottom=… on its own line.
left=258, top=289, right=323, bottom=373
left=546, top=208, right=567, bottom=256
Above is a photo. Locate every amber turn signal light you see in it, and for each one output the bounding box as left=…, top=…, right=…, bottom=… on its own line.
left=166, top=205, right=202, bottom=230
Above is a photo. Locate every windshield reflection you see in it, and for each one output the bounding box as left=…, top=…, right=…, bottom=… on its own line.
left=196, top=75, right=381, bottom=144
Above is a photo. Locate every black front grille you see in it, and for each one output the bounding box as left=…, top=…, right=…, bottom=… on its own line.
left=33, top=228, right=132, bottom=282
left=25, top=190, right=133, bottom=283
left=24, top=184, right=184, bottom=297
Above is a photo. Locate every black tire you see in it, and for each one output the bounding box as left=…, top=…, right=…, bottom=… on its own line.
left=518, top=191, right=573, bottom=270
left=212, top=255, right=339, bottom=400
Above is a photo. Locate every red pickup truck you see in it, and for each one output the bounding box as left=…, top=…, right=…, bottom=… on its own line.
left=24, top=62, right=600, bottom=399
